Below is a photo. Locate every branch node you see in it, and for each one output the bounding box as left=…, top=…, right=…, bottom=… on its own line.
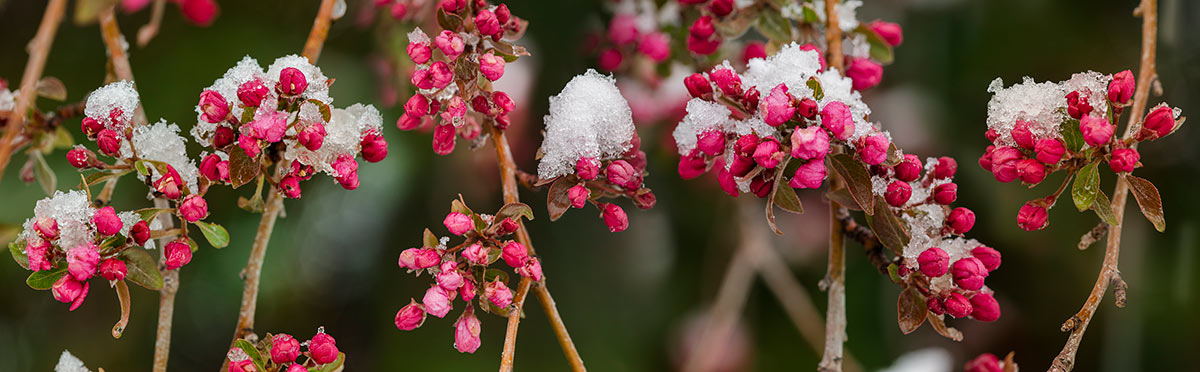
left=1060, top=315, right=1082, bottom=333
left=1077, top=223, right=1109, bottom=250
left=1111, top=272, right=1128, bottom=308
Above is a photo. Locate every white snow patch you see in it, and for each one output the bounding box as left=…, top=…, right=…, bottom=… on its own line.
left=537, top=69, right=636, bottom=179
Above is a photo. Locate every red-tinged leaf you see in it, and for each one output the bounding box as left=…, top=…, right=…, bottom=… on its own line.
left=865, top=196, right=909, bottom=255
left=36, top=77, right=67, bottom=101
left=927, top=314, right=963, bottom=341
left=228, top=145, right=260, bottom=189
left=547, top=177, right=573, bottom=221
left=436, top=9, right=462, bottom=31
left=112, top=280, right=131, bottom=339
left=897, top=287, right=926, bottom=334
left=764, top=158, right=795, bottom=235
left=1126, top=175, right=1165, bottom=232
left=422, top=228, right=438, bottom=248
left=828, top=154, right=875, bottom=215
left=120, top=247, right=163, bottom=290
left=824, top=188, right=862, bottom=211
left=494, top=203, right=534, bottom=224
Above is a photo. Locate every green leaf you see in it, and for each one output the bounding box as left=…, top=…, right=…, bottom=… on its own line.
left=193, top=221, right=229, bottom=248
left=484, top=269, right=509, bottom=285
left=714, top=7, right=758, bottom=38
left=827, top=154, right=875, bottom=215
left=32, top=152, right=56, bottom=196
left=865, top=196, right=909, bottom=255
left=1072, top=162, right=1100, bottom=212
left=801, top=4, right=820, bottom=24
left=1092, top=190, right=1118, bottom=226
left=187, top=238, right=199, bottom=253
left=493, top=203, right=534, bottom=228
left=234, top=339, right=268, bottom=372
left=756, top=10, right=793, bottom=44
left=806, top=77, right=824, bottom=101
left=309, top=352, right=346, bottom=372
left=422, top=228, right=438, bottom=248
left=485, top=246, right=502, bottom=265
left=773, top=183, right=804, bottom=214
left=27, top=266, right=67, bottom=290
left=136, top=207, right=171, bottom=222
left=84, top=169, right=131, bottom=187
left=854, top=25, right=895, bottom=64
left=546, top=177, right=574, bottom=221
left=1060, top=119, right=1085, bottom=152
left=897, top=287, right=927, bottom=334
left=1126, top=175, right=1166, bottom=232
left=886, top=263, right=902, bottom=284
left=97, top=234, right=128, bottom=255
left=120, top=247, right=163, bottom=290
left=10, top=240, right=29, bottom=270
left=135, top=160, right=150, bottom=176
left=307, top=99, right=332, bottom=123
left=450, top=198, right=475, bottom=217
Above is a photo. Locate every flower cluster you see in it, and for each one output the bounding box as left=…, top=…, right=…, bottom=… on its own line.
left=191, top=55, right=387, bottom=197
left=979, top=71, right=1184, bottom=231
left=226, top=327, right=344, bottom=372
left=590, top=8, right=672, bottom=71
left=373, top=0, right=420, bottom=21
left=673, top=43, right=894, bottom=200
left=396, top=0, right=528, bottom=154
left=394, top=199, right=539, bottom=353
left=536, top=70, right=655, bottom=232
left=11, top=190, right=185, bottom=311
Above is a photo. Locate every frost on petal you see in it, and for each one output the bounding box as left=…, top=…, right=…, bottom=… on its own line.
left=192, top=56, right=267, bottom=146
left=20, top=190, right=95, bottom=252
left=537, top=69, right=636, bottom=179
left=266, top=54, right=333, bottom=105
left=407, top=27, right=431, bottom=46
left=117, top=211, right=141, bottom=238
left=985, top=72, right=1111, bottom=147
left=84, top=81, right=139, bottom=131
left=122, top=120, right=200, bottom=193
left=285, top=103, right=382, bottom=177
left=55, top=350, right=92, bottom=372
left=673, top=99, right=732, bottom=155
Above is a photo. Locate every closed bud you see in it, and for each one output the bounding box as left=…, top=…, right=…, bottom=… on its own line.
left=1016, top=158, right=1046, bottom=184
left=26, top=239, right=52, bottom=271
left=389, top=2, right=407, bottom=19
left=742, top=88, right=760, bottom=112
left=790, top=126, right=830, bottom=160
left=332, top=154, right=359, bottom=190
left=434, top=30, right=465, bottom=60
left=943, top=292, right=973, bottom=318
left=927, top=296, right=945, bottom=315
left=606, top=160, right=641, bottom=189
left=497, top=218, right=519, bottom=236
left=164, top=239, right=192, bottom=270
left=1034, top=138, right=1066, bottom=165
left=459, top=279, right=476, bottom=301
left=422, top=285, right=453, bottom=318
left=633, top=190, right=657, bottom=210
left=518, top=257, right=544, bottom=281
left=93, top=206, right=123, bottom=236
left=575, top=157, right=600, bottom=180
left=965, top=353, right=1003, bottom=372
left=893, top=154, right=921, bottom=182
left=407, top=41, right=432, bottom=64
left=933, top=156, right=957, bottom=179
left=933, top=183, right=957, bottom=205
left=440, top=0, right=464, bottom=13
left=741, top=41, right=767, bottom=64
left=454, top=310, right=482, bottom=354
left=951, top=257, right=988, bottom=290
left=479, top=52, right=506, bottom=81
left=709, top=68, right=742, bottom=98
left=501, top=241, right=529, bottom=268
left=298, top=123, right=326, bottom=151
left=270, top=334, right=301, bottom=364
left=67, top=147, right=97, bottom=169
left=99, top=258, right=127, bottom=281
left=1109, top=147, right=1140, bottom=173
left=432, top=123, right=456, bottom=155
left=278, top=67, right=308, bottom=96
left=867, top=20, right=903, bottom=46
left=131, top=220, right=150, bottom=246
left=437, top=262, right=464, bottom=291
left=750, top=174, right=774, bottom=198
left=707, top=0, right=733, bottom=16
left=602, top=203, right=629, bottom=232
left=752, top=138, right=783, bottom=169
left=461, top=243, right=488, bottom=266
left=598, top=48, right=624, bottom=71
left=361, top=132, right=389, bottom=162
left=67, top=244, right=100, bottom=281
left=568, top=184, right=590, bottom=208
left=789, top=159, right=826, bottom=189
left=474, top=9, right=502, bottom=39
left=200, top=154, right=222, bottom=181
left=237, top=79, right=268, bottom=107
left=52, top=275, right=89, bottom=311
left=1079, top=115, right=1114, bottom=147
left=761, top=84, right=795, bottom=126
left=212, top=125, right=235, bottom=148
left=696, top=131, right=725, bottom=156
left=179, top=195, right=209, bottom=222
left=979, top=145, right=995, bottom=172
left=198, top=90, right=229, bottom=123
left=989, top=146, right=1021, bottom=183
left=395, top=299, right=427, bottom=331
left=684, top=73, right=713, bottom=99
left=1107, top=70, right=1135, bottom=105
left=638, top=32, right=670, bottom=62
left=1017, top=202, right=1048, bottom=231
left=857, top=134, right=890, bottom=165
left=885, top=180, right=912, bottom=207
left=948, top=207, right=976, bottom=234
left=718, top=168, right=739, bottom=197
left=279, top=176, right=302, bottom=199
left=1011, top=119, right=1035, bottom=149
left=918, top=247, right=949, bottom=277
left=1141, top=104, right=1177, bottom=140
left=970, top=293, right=1001, bottom=322
left=1066, top=91, right=1093, bottom=119
left=485, top=280, right=514, bottom=308
left=443, top=212, right=474, bottom=236
left=735, top=134, right=760, bottom=157
left=971, top=246, right=1002, bottom=272
left=308, top=332, right=339, bottom=364
left=846, top=57, right=883, bottom=91
left=97, top=129, right=122, bottom=156
left=689, top=15, right=715, bottom=40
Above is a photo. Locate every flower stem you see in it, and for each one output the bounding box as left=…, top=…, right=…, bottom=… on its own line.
left=819, top=1, right=848, bottom=370
left=0, top=0, right=66, bottom=184
left=1049, top=1, right=1156, bottom=370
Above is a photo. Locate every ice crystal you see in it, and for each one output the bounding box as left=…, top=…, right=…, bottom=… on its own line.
left=20, top=190, right=95, bottom=251
left=985, top=72, right=1111, bottom=147
left=812, top=0, right=862, bottom=32
left=265, top=54, right=333, bottom=105
left=0, top=86, right=15, bottom=111
left=84, top=81, right=139, bottom=131
left=55, top=350, right=91, bottom=372
left=743, top=43, right=822, bottom=98
left=122, top=120, right=199, bottom=194
left=673, top=99, right=733, bottom=155
left=537, top=69, right=636, bottom=179
left=285, top=103, right=382, bottom=177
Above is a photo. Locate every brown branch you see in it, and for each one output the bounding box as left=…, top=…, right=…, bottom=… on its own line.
left=0, top=0, right=67, bottom=184
left=1048, top=1, right=1156, bottom=371
left=302, top=0, right=338, bottom=65
left=1077, top=223, right=1108, bottom=251
left=490, top=124, right=585, bottom=372
left=819, top=2, right=847, bottom=369
left=152, top=198, right=179, bottom=372
left=836, top=208, right=890, bottom=274
left=136, top=0, right=167, bottom=47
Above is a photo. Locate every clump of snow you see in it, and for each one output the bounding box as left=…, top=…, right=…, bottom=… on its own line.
left=985, top=71, right=1112, bottom=147
left=285, top=104, right=383, bottom=176
left=55, top=350, right=92, bottom=372
left=85, top=81, right=139, bottom=131
left=122, top=120, right=199, bottom=194
left=537, top=69, right=636, bottom=179
left=845, top=34, right=871, bottom=59
left=812, top=0, right=862, bottom=32
left=193, top=56, right=266, bottom=146
left=816, top=69, right=873, bottom=141
left=20, top=191, right=95, bottom=251
left=901, top=203, right=947, bottom=260
left=742, top=43, right=822, bottom=98
left=0, top=85, right=15, bottom=111
left=266, top=54, right=333, bottom=104
left=407, top=27, right=431, bottom=47
left=673, top=99, right=732, bottom=155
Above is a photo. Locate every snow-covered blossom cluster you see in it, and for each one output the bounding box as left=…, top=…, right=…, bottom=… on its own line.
left=191, top=55, right=388, bottom=196
left=979, top=70, right=1184, bottom=231
left=535, top=70, right=655, bottom=232
left=672, top=43, right=894, bottom=199
left=396, top=0, right=528, bottom=155
left=227, top=327, right=344, bottom=371
left=589, top=0, right=675, bottom=71
left=393, top=200, right=540, bottom=354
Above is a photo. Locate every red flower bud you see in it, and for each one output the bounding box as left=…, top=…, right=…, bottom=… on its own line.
left=933, top=183, right=957, bottom=205
left=927, top=296, right=945, bottom=315
left=278, top=67, right=308, bottom=96
left=517, top=257, right=544, bottom=281
left=180, top=195, right=208, bottom=222
left=970, top=293, right=1001, bottom=322
left=1079, top=115, right=1114, bottom=148
left=298, top=123, right=326, bottom=151
left=279, top=176, right=301, bottom=199
left=1017, top=202, right=1048, bottom=231
left=1108, top=148, right=1140, bottom=173
left=179, top=0, right=218, bottom=26
left=81, top=117, right=104, bottom=138
left=845, top=57, right=883, bottom=91
left=1066, top=91, right=1093, bottom=119
left=1011, top=119, right=1035, bottom=149
left=965, top=353, right=1003, bottom=372
left=789, top=158, right=826, bottom=189
left=1108, top=70, right=1135, bottom=105
left=35, top=217, right=59, bottom=240
left=971, top=246, right=1002, bottom=272
left=893, top=154, right=921, bottom=182
left=684, top=73, right=712, bottom=99
left=52, top=275, right=89, bottom=311
left=99, top=258, right=127, bottom=281
left=696, top=130, right=725, bottom=156
left=917, top=247, right=949, bottom=277
left=1016, top=158, right=1046, bottom=184
left=602, top=203, right=628, bottom=232
left=164, top=239, right=192, bottom=270
left=606, top=160, right=641, bottom=189
left=857, top=134, right=889, bottom=165
left=361, top=132, right=389, bottom=162
left=885, top=180, right=912, bottom=207
left=709, top=68, right=742, bottom=98
left=475, top=9, right=502, bottom=39
left=67, top=244, right=100, bottom=281
left=131, top=220, right=150, bottom=246
left=633, top=190, right=656, bottom=210
left=568, top=184, right=590, bottom=208
left=718, top=168, right=739, bottom=197
left=948, top=207, right=975, bottom=234
left=485, top=280, right=514, bottom=308
left=1034, top=138, right=1065, bottom=165
left=752, top=138, right=783, bottom=169
left=867, top=20, right=903, bottom=46
left=308, top=332, right=339, bottom=364
left=707, top=0, right=733, bottom=17
left=989, top=146, right=1021, bottom=183
left=1141, top=104, right=1177, bottom=140
left=97, top=129, right=122, bottom=156
left=951, top=257, right=988, bottom=290
left=443, top=212, right=474, bottom=236
left=395, top=299, right=427, bottom=331
left=67, top=147, right=97, bottom=169
left=237, top=79, right=269, bottom=107
left=501, top=241, right=529, bottom=268
left=93, top=206, right=123, bottom=236
left=598, top=48, right=623, bottom=71
left=198, top=90, right=229, bottom=123
left=270, top=334, right=301, bottom=364
left=943, top=292, right=972, bottom=318
left=933, top=156, right=957, bottom=179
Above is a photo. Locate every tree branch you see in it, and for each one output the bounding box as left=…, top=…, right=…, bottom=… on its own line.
left=819, top=1, right=847, bottom=369
left=1048, top=1, right=1155, bottom=370
left=0, top=0, right=67, bottom=184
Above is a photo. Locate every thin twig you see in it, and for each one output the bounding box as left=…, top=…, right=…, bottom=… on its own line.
left=0, top=0, right=67, bottom=184
left=152, top=198, right=179, bottom=372
left=818, top=1, right=847, bottom=369
left=1048, top=1, right=1155, bottom=370
left=1077, top=223, right=1108, bottom=251
left=836, top=208, right=890, bottom=274
left=302, top=0, right=338, bottom=66
left=136, top=0, right=167, bottom=47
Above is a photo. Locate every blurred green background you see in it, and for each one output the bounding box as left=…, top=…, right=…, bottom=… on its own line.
left=1, top=0, right=1197, bottom=370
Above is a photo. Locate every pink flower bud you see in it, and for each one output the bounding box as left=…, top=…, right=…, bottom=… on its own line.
left=971, top=246, right=1002, bottom=272
left=638, top=32, right=671, bottom=62
left=461, top=243, right=489, bottom=266
left=884, top=180, right=912, bottom=207
left=689, top=15, right=716, bottom=39
left=238, top=135, right=261, bottom=158
left=518, top=257, right=544, bottom=281
left=795, top=98, right=818, bottom=119
left=131, top=220, right=150, bottom=246
left=440, top=0, right=464, bottom=13
left=66, top=147, right=96, bottom=169
left=434, top=30, right=465, bottom=60
left=308, top=332, right=339, bottom=364
left=81, top=117, right=104, bottom=138
left=1108, top=70, right=1135, bottom=105
left=454, top=310, right=482, bottom=353
left=478, top=51, right=507, bottom=81
left=978, top=145, right=995, bottom=172
left=438, top=262, right=464, bottom=291
left=570, top=157, right=600, bottom=180
left=686, top=31, right=721, bottom=55
left=602, top=203, right=629, bottom=232
left=761, top=84, right=795, bottom=126
left=684, top=73, right=713, bottom=99
left=1066, top=91, right=1093, bottom=119
left=98, top=129, right=121, bottom=156
left=228, top=358, right=253, bottom=372
left=695, top=131, right=726, bottom=157
left=707, top=0, right=733, bottom=16
left=918, top=247, right=949, bottom=277
left=93, top=206, right=123, bottom=236
left=237, top=79, right=268, bottom=107
left=247, top=110, right=288, bottom=142
left=608, top=13, right=640, bottom=46
left=735, top=133, right=760, bottom=157
left=67, top=244, right=100, bottom=281
left=1079, top=115, right=1114, bottom=147
left=485, top=280, right=513, bottom=308
left=180, top=195, right=209, bottom=222
left=718, top=168, right=739, bottom=197
left=430, top=62, right=454, bottom=89
left=270, top=334, right=301, bottom=364
left=395, top=299, right=427, bottom=331
left=1142, top=104, right=1177, bottom=139
left=753, top=138, right=783, bottom=169
left=198, top=90, right=229, bottom=123
left=423, top=285, right=453, bottom=318
left=868, top=20, right=903, bottom=46
left=403, top=94, right=430, bottom=119
left=475, top=9, right=502, bottom=38
left=741, top=41, right=767, bottom=64
left=407, top=41, right=432, bottom=65
left=298, top=123, right=326, bottom=151
left=361, top=132, right=389, bottom=163
left=933, top=156, right=956, bottom=179
left=606, top=160, right=641, bottom=189
left=790, top=126, right=830, bottom=160
left=155, top=166, right=185, bottom=199
left=1017, top=202, right=1048, bottom=231
left=35, top=217, right=59, bottom=240
left=1034, top=138, right=1066, bottom=165
left=857, top=134, right=889, bottom=165
left=502, top=241, right=529, bottom=268
left=278, top=67, right=308, bottom=96
left=933, top=182, right=957, bottom=205
left=432, top=123, right=457, bottom=155
left=893, top=154, right=921, bottom=182
left=820, top=102, right=854, bottom=140
left=678, top=154, right=708, bottom=180
left=459, top=278, right=477, bottom=301
left=200, top=154, right=222, bottom=181
left=492, top=91, right=515, bottom=114
left=568, top=184, right=590, bottom=208
left=1011, top=119, right=1035, bottom=149
left=1108, top=148, right=1139, bottom=173
left=279, top=176, right=302, bottom=199
left=927, top=296, right=945, bottom=315
left=164, top=240, right=192, bottom=270
left=1016, top=158, right=1046, bottom=184
left=970, top=293, right=1001, bottom=322
left=846, top=58, right=883, bottom=91
left=401, top=248, right=441, bottom=270
left=332, top=154, right=360, bottom=190
left=25, top=240, right=52, bottom=271
left=989, top=146, right=1021, bottom=183
left=948, top=207, right=976, bottom=235
left=943, top=292, right=972, bottom=318
left=951, top=257, right=988, bottom=290
left=789, top=158, right=827, bottom=189
left=212, top=125, right=235, bottom=148
left=99, top=258, right=127, bottom=281
left=598, top=48, right=623, bottom=71
left=179, top=0, right=218, bottom=26
left=709, top=68, right=743, bottom=97
left=965, top=353, right=1003, bottom=372
left=53, top=275, right=90, bottom=311
left=443, top=212, right=474, bottom=236
left=390, top=2, right=408, bottom=19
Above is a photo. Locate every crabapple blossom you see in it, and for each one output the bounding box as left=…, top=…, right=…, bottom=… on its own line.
left=943, top=292, right=972, bottom=318
left=270, top=334, right=301, bottom=364
left=395, top=300, right=426, bottom=331
left=1079, top=115, right=1113, bottom=147
left=917, top=247, right=949, bottom=277
left=951, top=257, right=988, bottom=291
left=164, top=240, right=193, bottom=270
left=99, top=259, right=127, bottom=281
left=948, top=207, right=976, bottom=234
left=1017, top=203, right=1048, bottom=231
left=179, top=195, right=209, bottom=222
left=970, top=293, right=1001, bottom=322
left=454, top=310, right=482, bottom=353
left=1141, top=104, right=1177, bottom=139
left=485, top=280, right=513, bottom=309
left=443, top=212, right=474, bottom=236
left=67, top=245, right=100, bottom=281
left=602, top=203, right=629, bottom=232
left=933, top=183, right=957, bottom=205
left=92, top=206, right=122, bottom=236
left=885, top=180, right=912, bottom=207
left=868, top=20, right=903, bottom=46
left=52, top=275, right=89, bottom=311
left=789, top=159, right=826, bottom=189
left=568, top=184, right=590, bottom=208
left=1108, top=69, right=1134, bottom=105
left=965, top=353, right=1003, bottom=372
left=1109, top=148, right=1140, bottom=173
left=308, top=332, right=339, bottom=364
left=423, top=285, right=453, bottom=318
